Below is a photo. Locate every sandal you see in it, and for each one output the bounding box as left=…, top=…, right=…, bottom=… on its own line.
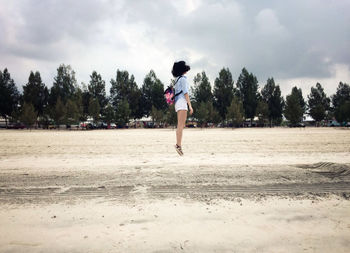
left=175, top=144, right=184, bottom=156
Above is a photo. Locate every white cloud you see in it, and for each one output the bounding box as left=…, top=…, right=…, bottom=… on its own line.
left=172, top=0, right=202, bottom=15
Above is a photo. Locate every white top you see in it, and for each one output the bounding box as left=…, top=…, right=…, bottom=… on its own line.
left=174, top=76, right=189, bottom=103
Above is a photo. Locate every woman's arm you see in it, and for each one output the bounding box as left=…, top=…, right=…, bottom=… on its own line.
left=184, top=93, right=193, bottom=115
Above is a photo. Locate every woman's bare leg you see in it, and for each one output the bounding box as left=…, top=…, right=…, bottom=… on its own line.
left=176, top=110, right=187, bottom=146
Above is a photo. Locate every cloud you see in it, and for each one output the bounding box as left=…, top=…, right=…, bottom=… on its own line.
left=255, top=8, right=287, bottom=35
left=277, top=64, right=350, bottom=99
left=0, top=0, right=120, bottom=60
left=0, top=0, right=349, bottom=97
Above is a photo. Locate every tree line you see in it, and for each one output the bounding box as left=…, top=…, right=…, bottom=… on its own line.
left=0, top=64, right=349, bottom=128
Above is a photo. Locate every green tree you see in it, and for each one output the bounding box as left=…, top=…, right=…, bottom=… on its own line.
left=151, top=105, right=164, bottom=126
left=49, top=64, right=77, bottom=107
left=65, top=99, right=79, bottom=125
left=73, top=85, right=84, bottom=122
left=284, top=87, right=304, bottom=125
left=196, top=102, right=210, bottom=128
left=226, top=96, right=244, bottom=128
left=307, top=83, right=330, bottom=125
left=335, top=101, right=350, bottom=123
left=128, top=76, right=143, bottom=119
left=110, top=70, right=142, bottom=119
left=213, top=68, right=235, bottom=120
left=53, top=97, right=66, bottom=126
left=81, top=83, right=91, bottom=120
left=270, top=85, right=284, bottom=125
left=256, top=100, right=269, bottom=126
left=192, top=72, right=214, bottom=125
left=40, top=107, right=53, bottom=129
left=192, top=72, right=213, bottom=104
left=22, top=71, right=49, bottom=117
left=20, top=102, right=37, bottom=128
left=208, top=103, right=222, bottom=125
left=110, top=70, right=129, bottom=106
left=103, top=103, right=116, bottom=125
left=88, top=71, right=107, bottom=113
left=0, top=68, right=20, bottom=126
left=332, top=82, right=350, bottom=123
left=261, top=78, right=284, bottom=126
left=141, top=70, right=166, bottom=116
left=165, top=104, right=177, bottom=127
left=292, top=86, right=306, bottom=114
left=88, top=98, right=100, bottom=124
left=116, top=99, right=131, bottom=127
left=236, top=68, right=259, bottom=123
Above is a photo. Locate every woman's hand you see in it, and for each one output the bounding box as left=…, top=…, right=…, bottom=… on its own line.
left=184, top=94, right=193, bottom=115
left=189, top=106, right=194, bottom=115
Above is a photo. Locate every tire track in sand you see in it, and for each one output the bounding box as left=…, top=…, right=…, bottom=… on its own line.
left=1, top=182, right=350, bottom=202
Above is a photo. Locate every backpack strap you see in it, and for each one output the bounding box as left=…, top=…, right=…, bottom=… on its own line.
left=174, top=90, right=183, bottom=98
left=173, top=76, right=184, bottom=99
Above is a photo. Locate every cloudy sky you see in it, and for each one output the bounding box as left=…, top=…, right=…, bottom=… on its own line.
left=1, top=0, right=349, bottom=97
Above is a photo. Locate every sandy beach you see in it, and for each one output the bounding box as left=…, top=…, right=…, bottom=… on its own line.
left=0, top=128, right=350, bottom=252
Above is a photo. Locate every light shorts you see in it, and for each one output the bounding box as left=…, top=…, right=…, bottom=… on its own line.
left=175, top=98, right=188, bottom=112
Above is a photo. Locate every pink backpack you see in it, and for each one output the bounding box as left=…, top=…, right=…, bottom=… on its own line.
left=164, top=76, right=183, bottom=105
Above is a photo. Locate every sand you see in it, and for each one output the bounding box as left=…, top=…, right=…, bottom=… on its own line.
left=0, top=127, right=350, bottom=252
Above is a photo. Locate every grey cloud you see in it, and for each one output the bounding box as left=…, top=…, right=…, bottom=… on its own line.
left=19, top=0, right=113, bottom=44
left=0, top=0, right=349, bottom=91
left=120, top=0, right=350, bottom=82
left=0, top=0, right=122, bottom=61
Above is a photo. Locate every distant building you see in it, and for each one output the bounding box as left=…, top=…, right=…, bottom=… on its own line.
left=0, top=117, right=7, bottom=128
left=130, top=117, right=152, bottom=128
left=303, top=115, right=315, bottom=126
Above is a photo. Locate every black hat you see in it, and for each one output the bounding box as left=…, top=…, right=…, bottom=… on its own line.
left=172, top=61, right=190, bottom=77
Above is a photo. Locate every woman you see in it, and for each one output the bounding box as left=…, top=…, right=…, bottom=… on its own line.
left=172, top=61, right=193, bottom=156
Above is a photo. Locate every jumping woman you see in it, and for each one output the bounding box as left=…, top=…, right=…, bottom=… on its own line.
left=172, top=61, right=193, bottom=156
